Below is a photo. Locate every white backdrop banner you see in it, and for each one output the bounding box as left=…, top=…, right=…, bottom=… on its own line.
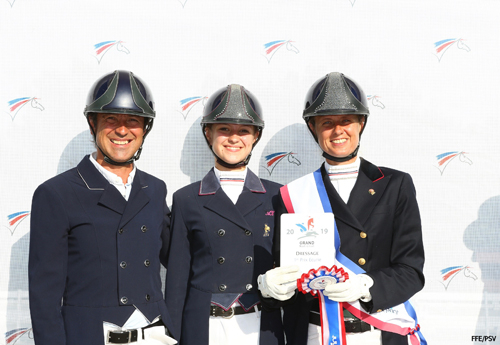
left=1, top=0, right=500, bottom=344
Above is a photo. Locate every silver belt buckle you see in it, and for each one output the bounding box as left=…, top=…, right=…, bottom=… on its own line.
left=107, top=330, right=132, bottom=344
left=222, top=306, right=235, bottom=319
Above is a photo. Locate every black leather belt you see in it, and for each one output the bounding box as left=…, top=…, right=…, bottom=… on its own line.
left=107, top=320, right=164, bottom=344
left=210, top=304, right=262, bottom=318
left=309, top=312, right=373, bottom=333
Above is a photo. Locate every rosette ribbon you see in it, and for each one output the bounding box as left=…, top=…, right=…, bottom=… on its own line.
left=298, top=265, right=349, bottom=345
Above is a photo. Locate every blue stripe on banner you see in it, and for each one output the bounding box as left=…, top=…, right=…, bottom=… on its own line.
left=313, top=169, right=364, bottom=275
left=404, top=301, right=427, bottom=345
left=324, top=296, right=343, bottom=345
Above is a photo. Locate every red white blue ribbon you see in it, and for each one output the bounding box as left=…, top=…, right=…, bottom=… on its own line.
left=298, top=266, right=349, bottom=345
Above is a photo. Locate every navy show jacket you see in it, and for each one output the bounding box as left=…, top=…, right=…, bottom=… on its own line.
left=165, top=168, right=284, bottom=345
left=29, top=155, right=175, bottom=345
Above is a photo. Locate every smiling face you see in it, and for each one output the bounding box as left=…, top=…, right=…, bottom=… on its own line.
left=309, top=114, right=364, bottom=165
left=205, top=123, right=258, bottom=171
left=91, top=113, right=145, bottom=168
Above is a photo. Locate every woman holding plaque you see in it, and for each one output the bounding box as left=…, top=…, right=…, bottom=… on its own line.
left=165, top=84, right=297, bottom=345
left=259, top=72, right=425, bottom=345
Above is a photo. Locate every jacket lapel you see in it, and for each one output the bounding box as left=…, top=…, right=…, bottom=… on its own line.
left=201, top=168, right=262, bottom=229
left=119, top=170, right=150, bottom=228
left=347, top=158, right=391, bottom=226
left=236, top=169, right=263, bottom=217
left=77, top=156, right=127, bottom=215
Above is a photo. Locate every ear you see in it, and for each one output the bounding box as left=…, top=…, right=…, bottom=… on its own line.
left=253, top=131, right=260, bottom=143
left=204, top=126, right=212, bottom=143
left=308, top=121, right=316, bottom=136
left=89, top=117, right=97, bottom=135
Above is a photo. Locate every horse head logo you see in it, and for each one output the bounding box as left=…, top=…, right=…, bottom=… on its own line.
left=440, top=265, right=477, bottom=290
left=434, top=38, right=470, bottom=62
left=262, top=151, right=301, bottom=175
left=435, top=151, right=472, bottom=175
left=3, top=211, right=30, bottom=236
left=6, top=97, right=44, bottom=121
left=297, top=217, right=319, bottom=239
left=93, top=40, right=130, bottom=64
left=263, top=40, right=299, bottom=63
left=178, top=96, right=207, bottom=120
left=367, top=95, right=385, bottom=109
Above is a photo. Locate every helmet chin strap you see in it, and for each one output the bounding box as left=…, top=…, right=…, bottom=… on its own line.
left=322, top=144, right=360, bottom=163
left=97, top=144, right=142, bottom=166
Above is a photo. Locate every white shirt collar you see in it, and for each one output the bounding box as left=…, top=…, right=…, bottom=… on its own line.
left=89, top=152, right=136, bottom=200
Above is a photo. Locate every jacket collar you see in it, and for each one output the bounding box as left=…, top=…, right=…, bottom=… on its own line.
left=199, top=168, right=266, bottom=195
left=76, top=155, right=150, bottom=227
left=200, top=168, right=264, bottom=230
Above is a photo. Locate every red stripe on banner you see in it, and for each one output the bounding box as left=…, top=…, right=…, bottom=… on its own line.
left=9, top=214, right=27, bottom=226
left=436, top=41, right=454, bottom=53
left=280, top=185, right=295, bottom=213
left=266, top=44, right=282, bottom=55
left=339, top=303, right=347, bottom=345
left=10, top=100, right=29, bottom=112
left=442, top=269, right=460, bottom=281
left=438, top=155, right=455, bottom=166
left=267, top=155, right=284, bottom=166
left=182, top=99, right=199, bottom=111
left=344, top=303, right=410, bottom=336
left=96, top=43, right=114, bottom=55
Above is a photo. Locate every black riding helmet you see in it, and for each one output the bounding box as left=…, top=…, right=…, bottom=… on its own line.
left=84, top=70, right=155, bottom=165
left=303, top=72, right=369, bottom=163
left=201, top=84, right=264, bottom=169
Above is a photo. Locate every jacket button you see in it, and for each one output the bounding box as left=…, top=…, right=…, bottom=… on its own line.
left=245, top=256, right=253, bottom=263
left=244, top=230, right=252, bottom=236
left=120, top=297, right=128, bottom=305
left=144, top=260, right=150, bottom=267
left=360, top=232, right=367, bottom=239
left=246, top=284, right=252, bottom=291
left=118, top=228, right=124, bottom=234
left=219, top=284, right=227, bottom=292
left=141, top=225, right=148, bottom=233
left=120, top=261, right=127, bottom=269
left=218, top=229, right=225, bottom=236
left=217, top=257, right=225, bottom=264
left=358, top=258, right=366, bottom=265
left=145, top=294, right=151, bottom=301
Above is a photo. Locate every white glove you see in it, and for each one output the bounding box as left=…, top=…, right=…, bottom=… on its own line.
left=323, top=274, right=373, bottom=303
left=258, top=265, right=301, bottom=301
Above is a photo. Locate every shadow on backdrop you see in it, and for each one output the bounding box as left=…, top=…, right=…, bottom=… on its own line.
left=258, top=123, right=323, bottom=185
left=180, top=116, right=215, bottom=184
left=464, top=195, right=500, bottom=338
left=57, top=130, right=95, bottom=175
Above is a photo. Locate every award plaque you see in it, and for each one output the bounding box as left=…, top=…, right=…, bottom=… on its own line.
left=280, top=213, right=336, bottom=273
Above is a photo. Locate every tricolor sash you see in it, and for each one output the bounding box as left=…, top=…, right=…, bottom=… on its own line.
left=281, top=168, right=426, bottom=345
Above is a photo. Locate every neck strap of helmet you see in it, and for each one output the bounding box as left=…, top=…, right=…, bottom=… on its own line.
left=322, top=144, right=360, bottom=163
